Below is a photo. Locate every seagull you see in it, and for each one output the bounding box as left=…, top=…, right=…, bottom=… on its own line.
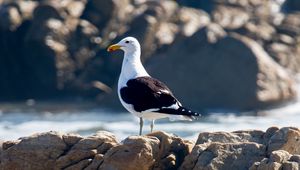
left=107, top=37, right=200, bottom=135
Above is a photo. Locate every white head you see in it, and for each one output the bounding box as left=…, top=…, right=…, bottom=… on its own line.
left=107, top=37, right=141, bottom=54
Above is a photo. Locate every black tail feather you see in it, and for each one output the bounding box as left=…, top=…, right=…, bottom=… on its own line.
left=155, top=106, right=201, bottom=119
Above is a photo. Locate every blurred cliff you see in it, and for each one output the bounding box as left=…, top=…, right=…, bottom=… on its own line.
left=0, top=0, right=299, bottom=111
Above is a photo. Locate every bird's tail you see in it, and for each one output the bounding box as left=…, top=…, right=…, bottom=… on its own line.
left=157, top=106, right=201, bottom=120
left=177, top=106, right=201, bottom=120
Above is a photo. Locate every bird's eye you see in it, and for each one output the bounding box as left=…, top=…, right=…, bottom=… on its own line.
left=125, top=40, right=130, bottom=44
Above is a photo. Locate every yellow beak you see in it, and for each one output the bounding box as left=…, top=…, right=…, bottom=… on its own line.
left=107, top=44, right=122, bottom=52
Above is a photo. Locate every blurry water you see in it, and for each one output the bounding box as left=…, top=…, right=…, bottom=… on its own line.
left=0, top=96, right=300, bottom=142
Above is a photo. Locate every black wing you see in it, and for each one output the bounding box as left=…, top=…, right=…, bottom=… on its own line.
left=120, top=76, right=178, bottom=112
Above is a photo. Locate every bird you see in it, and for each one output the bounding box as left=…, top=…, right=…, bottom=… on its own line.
left=107, top=37, right=200, bottom=135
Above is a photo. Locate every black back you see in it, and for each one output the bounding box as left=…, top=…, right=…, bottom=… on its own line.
left=120, top=76, right=178, bottom=112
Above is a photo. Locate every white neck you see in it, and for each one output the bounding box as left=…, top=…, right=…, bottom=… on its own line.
left=118, top=50, right=149, bottom=88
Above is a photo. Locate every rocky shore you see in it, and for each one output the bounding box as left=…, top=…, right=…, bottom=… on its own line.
left=1, top=126, right=300, bottom=170
left=0, top=0, right=300, bottom=111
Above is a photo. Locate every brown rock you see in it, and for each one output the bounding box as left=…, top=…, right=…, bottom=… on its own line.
left=84, top=154, right=104, bottom=170
left=64, top=159, right=92, bottom=170
left=62, top=133, right=83, bottom=146
left=1, top=131, right=67, bottom=170
left=282, top=162, right=299, bottom=170
left=83, top=0, right=130, bottom=27
left=270, top=150, right=291, bottom=163
left=179, top=144, right=208, bottom=170
left=2, top=140, right=19, bottom=150
left=55, top=149, right=97, bottom=169
left=266, top=40, right=300, bottom=74
left=2, top=128, right=300, bottom=170
left=148, top=131, right=194, bottom=169
left=277, top=13, right=300, bottom=37
left=212, top=5, right=249, bottom=29
left=256, top=161, right=282, bottom=170
left=55, top=131, right=117, bottom=169
left=99, top=135, right=160, bottom=170
left=268, top=127, right=300, bottom=155
left=177, top=7, right=210, bottom=37
left=180, top=142, right=266, bottom=170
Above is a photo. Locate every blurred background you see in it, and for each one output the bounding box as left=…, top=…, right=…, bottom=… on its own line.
left=0, top=0, right=300, bottom=141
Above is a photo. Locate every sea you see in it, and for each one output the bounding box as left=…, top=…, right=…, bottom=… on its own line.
left=0, top=87, right=300, bottom=142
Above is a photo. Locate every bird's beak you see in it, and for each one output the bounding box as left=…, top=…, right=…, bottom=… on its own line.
left=107, top=44, right=122, bottom=52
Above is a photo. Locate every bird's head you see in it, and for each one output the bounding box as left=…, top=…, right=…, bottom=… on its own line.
left=107, top=37, right=140, bottom=54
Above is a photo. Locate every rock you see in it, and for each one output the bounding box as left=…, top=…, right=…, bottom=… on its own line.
left=0, top=131, right=67, bottom=170
left=266, top=42, right=300, bottom=73
left=55, top=131, right=117, bottom=169
left=241, top=21, right=276, bottom=42
left=282, top=162, right=299, bottom=170
left=268, top=127, right=300, bottom=155
left=270, top=150, right=291, bottom=163
left=147, top=131, right=194, bottom=169
left=255, top=161, right=282, bottom=170
left=177, top=7, right=210, bottom=37
left=62, top=133, right=83, bottom=146
left=85, top=0, right=130, bottom=27
left=196, top=130, right=265, bottom=144
left=277, top=13, right=300, bottom=37
left=147, top=27, right=296, bottom=111
left=212, top=5, right=249, bottom=29
left=99, top=135, right=160, bottom=170
left=0, top=3, right=22, bottom=31
left=2, top=127, right=300, bottom=169
left=55, top=149, right=97, bottom=169
left=0, top=0, right=300, bottom=110
left=180, top=142, right=266, bottom=170
left=123, top=0, right=179, bottom=59
left=250, top=151, right=300, bottom=170
left=290, top=155, right=300, bottom=163
left=85, top=154, right=104, bottom=170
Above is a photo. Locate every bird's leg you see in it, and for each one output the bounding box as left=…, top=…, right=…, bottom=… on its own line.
left=150, top=120, right=155, bottom=133
left=139, top=117, right=143, bottom=135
